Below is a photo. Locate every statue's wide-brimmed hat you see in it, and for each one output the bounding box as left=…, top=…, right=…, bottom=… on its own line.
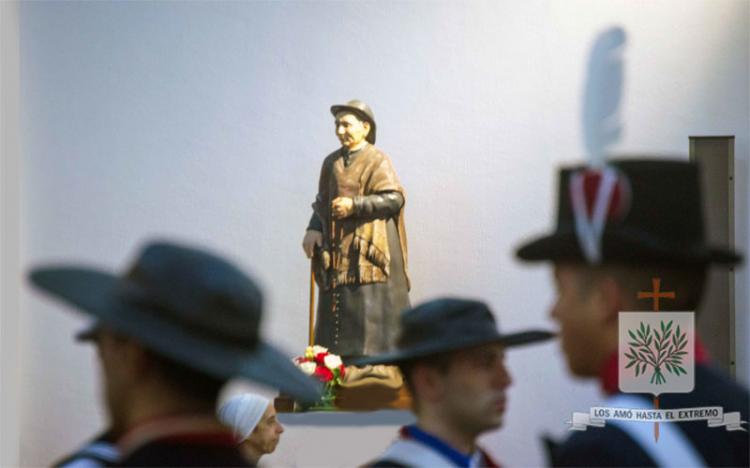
left=29, top=240, right=322, bottom=403
left=516, top=159, right=742, bottom=265
left=330, top=99, right=377, bottom=144
left=350, top=298, right=554, bottom=365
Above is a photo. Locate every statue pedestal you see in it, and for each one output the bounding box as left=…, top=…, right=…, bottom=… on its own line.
left=275, top=386, right=412, bottom=413
left=264, top=409, right=414, bottom=467
left=277, top=409, right=414, bottom=426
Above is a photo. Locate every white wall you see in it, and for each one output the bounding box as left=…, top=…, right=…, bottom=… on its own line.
left=14, top=1, right=749, bottom=466
left=1, top=1, right=22, bottom=467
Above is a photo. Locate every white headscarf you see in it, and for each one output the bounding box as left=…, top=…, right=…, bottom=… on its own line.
left=217, top=394, right=271, bottom=443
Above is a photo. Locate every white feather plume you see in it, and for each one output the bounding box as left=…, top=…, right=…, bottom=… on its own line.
left=582, top=27, right=626, bottom=167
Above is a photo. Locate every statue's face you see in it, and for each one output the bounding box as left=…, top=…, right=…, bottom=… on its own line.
left=334, top=112, right=370, bottom=150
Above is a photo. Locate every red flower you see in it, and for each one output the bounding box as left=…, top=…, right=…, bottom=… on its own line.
left=339, top=364, right=346, bottom=378
left=314, top=352, right=328, bottom=365
left=314, top=365, right=334, bottom=382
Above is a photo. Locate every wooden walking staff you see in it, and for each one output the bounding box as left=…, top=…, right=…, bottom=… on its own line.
left=637, top=277, right=676, bottom=443
left=309, top=261, right=315, bottom=346
left=308, top=206, right=340, bottom=348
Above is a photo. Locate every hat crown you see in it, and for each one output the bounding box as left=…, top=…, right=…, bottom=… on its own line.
left=337, top=99, right=374, bottom=121
left=118, top=241, right=262, bottom=345
left=558, top=160, right=703, bottom=242
left=397, top=298, right=499, bottom=350
left=517, top=158, right=741, bottom=265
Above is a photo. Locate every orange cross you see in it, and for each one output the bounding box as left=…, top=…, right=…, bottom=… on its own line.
left=637, top=278, right=676, bottom=312
left=635, top=277, right=676, bottom=443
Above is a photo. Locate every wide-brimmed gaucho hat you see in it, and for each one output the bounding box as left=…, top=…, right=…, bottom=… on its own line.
left=330, top=99, right=377, bottom=144
left=29, top=240, right=322, bottom=403
left=350, top=298, right=554, bottom=366
left=516, top=159, right=742, bottom=266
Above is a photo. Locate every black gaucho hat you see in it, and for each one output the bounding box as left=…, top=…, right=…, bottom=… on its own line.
left=330, top=99, right=377, bottom=144
left=516, top=159, right=742, bottom=265
left=29, top=240, right=322, bottom=403
left=350, top=298, right=554, bottom=366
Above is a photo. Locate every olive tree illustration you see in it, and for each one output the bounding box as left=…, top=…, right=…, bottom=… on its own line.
left=624, top=320, right=688, bottom=385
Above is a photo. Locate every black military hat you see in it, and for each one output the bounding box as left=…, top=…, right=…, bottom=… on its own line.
left=516, top=159, right=742, bottom=265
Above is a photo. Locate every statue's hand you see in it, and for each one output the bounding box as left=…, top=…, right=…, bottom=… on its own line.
left=331, top=196, right=354, bottom=220
left=302, top=230, right=323, bottom=258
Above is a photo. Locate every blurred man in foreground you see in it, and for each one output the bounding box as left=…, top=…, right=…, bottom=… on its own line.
left=516, top=159, right=748, bottom=466
left=30, top=240, right=319, bottom=466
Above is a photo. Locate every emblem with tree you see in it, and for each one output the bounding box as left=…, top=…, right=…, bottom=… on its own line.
left=624, top=320, right=688, bottom=385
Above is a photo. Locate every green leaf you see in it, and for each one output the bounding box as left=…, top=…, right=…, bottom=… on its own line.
left=640, top=322, right=645, bottom=334
left=628, top=330, right=637, bottom=341
left=661, top=321, right=666, bottom=333
left=646, top=324, right=651, bottom=336
left=646, top=336, right=653, bottom=347
left=626, top=360, right=636, bottom=369
left=635, top=363, right=640, bottom=377
left=654, top=330, right=661, bottom=342
left=665, top=320, right=673, bottom=332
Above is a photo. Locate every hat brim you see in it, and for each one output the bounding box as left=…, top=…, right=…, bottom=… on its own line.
left=348, top=329, right=555, bottom=366
left=30, top=267, right=322, bottom=403
left=516, top=228, right=742, bottom=265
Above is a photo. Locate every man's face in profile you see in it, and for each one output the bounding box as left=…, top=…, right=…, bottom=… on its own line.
left=334, top=112, right=369, bottom=150
left=438, top=343, right=512, bottom=435
left=550, top=264, right=609, bottom=377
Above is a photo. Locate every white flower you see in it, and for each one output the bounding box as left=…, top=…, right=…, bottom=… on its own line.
left=298, top=361, right=317, bottom=375
left=312, top=345, right=328, bottom=355
left=324, top=354, right=343, bottom=370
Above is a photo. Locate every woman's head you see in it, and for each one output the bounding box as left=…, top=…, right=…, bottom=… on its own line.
left=218, top=394, right=284, bottom=462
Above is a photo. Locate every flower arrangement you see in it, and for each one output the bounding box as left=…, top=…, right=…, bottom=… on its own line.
left=294, top=345, right=346, bottom=409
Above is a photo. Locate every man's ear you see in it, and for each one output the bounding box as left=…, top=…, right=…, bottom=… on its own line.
left=596, top=275, right=624, bottom=325
left=362, top=121, right=371, bottom=137
left=117, top=337, right=150, bottom=379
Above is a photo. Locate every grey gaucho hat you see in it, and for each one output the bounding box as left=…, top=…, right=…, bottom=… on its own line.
left=29, top=240, right=322, bottom=403
left=351, top=298, right=554, bottom=366
left=330, top=99, right=377, bottom=144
